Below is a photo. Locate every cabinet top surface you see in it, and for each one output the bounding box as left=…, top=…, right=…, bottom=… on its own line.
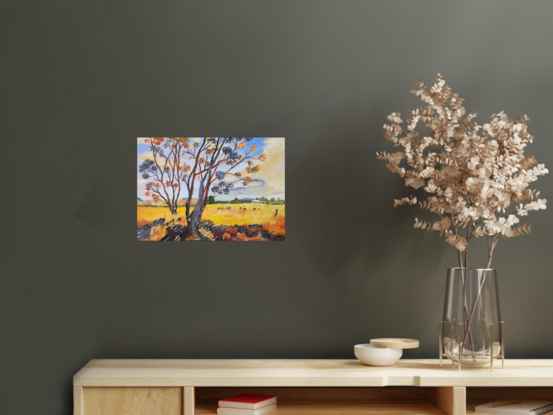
left=73, top=359, right=553, bottom=387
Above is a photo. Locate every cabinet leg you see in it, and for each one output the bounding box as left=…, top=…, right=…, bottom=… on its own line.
left=74, top=387, right=83, bottom=415
left=427, top=386, right=466, bottom=415
left=184, top=387, right=195, bottom=415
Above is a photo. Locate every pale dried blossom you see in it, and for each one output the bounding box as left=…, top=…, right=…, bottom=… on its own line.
left=378, top=74, right=548, bottom=268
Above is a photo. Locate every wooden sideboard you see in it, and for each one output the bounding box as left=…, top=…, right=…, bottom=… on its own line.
left=73, top=359, right=553, bottom=415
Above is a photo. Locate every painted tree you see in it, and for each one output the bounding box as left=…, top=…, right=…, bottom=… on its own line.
left=183, top=137, right=266, bottom=237
left=140, top=137, right=267, bottom=238
left=139, top=137, right=191, bottom=215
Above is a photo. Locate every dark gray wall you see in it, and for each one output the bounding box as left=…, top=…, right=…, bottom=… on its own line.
left=3, top=1, right=553, bottom=414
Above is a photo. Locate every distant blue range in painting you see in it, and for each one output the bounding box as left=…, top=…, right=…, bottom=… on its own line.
left=137, top=137, right=285, bottom=241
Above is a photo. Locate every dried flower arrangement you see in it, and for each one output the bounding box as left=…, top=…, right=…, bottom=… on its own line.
left=378, top=74, right=548, bottom=270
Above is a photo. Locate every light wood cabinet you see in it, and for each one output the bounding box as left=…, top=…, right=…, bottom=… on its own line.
left=73, top=359, right=553, bottom=415
left=80, top=387, right=182, bottom=415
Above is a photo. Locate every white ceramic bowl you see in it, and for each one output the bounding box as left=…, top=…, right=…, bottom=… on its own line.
left=354, top=344, right=403, bottom=366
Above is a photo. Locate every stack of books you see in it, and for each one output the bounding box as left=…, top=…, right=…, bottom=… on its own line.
left=217, top=394, right=277, bottom=415
left=475, top=400, right=553, bottom=415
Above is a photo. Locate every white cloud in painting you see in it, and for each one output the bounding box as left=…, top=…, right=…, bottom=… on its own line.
left=137, top=151, right=154, bottom=160
left=230, top=137, right=285, bottom=200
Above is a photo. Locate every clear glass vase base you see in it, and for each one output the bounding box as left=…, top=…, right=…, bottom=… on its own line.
left=445, top=352, right=501, bottom=366
left=445, top=357, right=501, bottom=366
left=439, top=321, right=505, bottom=371
left=439, top=268, right=505, bottom=371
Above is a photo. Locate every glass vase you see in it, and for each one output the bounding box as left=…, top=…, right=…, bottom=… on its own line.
left=441, top=268, right=504, bottom=366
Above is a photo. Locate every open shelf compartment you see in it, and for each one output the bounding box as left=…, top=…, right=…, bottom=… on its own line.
left=195, top=387, right=463, bottom=415
left=466, top=387, right=553, bottom=415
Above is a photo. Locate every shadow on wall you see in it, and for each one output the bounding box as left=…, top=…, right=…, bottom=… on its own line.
left=73, top=176, right=126, bottom=231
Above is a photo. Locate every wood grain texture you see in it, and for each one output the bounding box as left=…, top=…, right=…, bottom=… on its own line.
left=184, top=386, right=195, bottom=415
left=73, top=359, right=553, bottom=387
left=196, top=402, right=443, bottom=414
left=196, top=387, right=426, bottom=403
left=73, top=387, right=83, bottom=415
left=466, top=387, right=553, bottom=404
left=427, top=387, right=466, bottom=415
left=370, top=339, right=419, bottom=349
left=82, top=387, right=182, bottom=415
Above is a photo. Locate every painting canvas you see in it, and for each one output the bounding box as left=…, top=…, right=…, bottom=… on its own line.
left=137, top=137, right=285, bottom=241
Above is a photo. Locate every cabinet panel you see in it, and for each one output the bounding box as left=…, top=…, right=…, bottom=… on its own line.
left=82, top=387, right=182, bottom=415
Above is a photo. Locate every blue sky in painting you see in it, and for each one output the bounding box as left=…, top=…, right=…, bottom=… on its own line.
left=137, top=137, right=285, bottom=202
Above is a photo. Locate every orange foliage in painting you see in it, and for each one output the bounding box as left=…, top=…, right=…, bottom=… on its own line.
left=262, top=216, right=285, bottom=236
left=222, top=231, right=265, bottom=241
left=226, top=227, right=238, bottom=237
left=237, top=233, right=265, bottom=241
left=149, top=226, right=165, bottom=241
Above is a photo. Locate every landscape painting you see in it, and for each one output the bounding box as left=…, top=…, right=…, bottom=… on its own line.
left=137, top=137, right=285, bottom=241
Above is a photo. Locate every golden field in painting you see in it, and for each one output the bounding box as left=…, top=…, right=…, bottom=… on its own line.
left=137, top=203, right=285, bottom=241
left=137, top=203, right=284, bottom=226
